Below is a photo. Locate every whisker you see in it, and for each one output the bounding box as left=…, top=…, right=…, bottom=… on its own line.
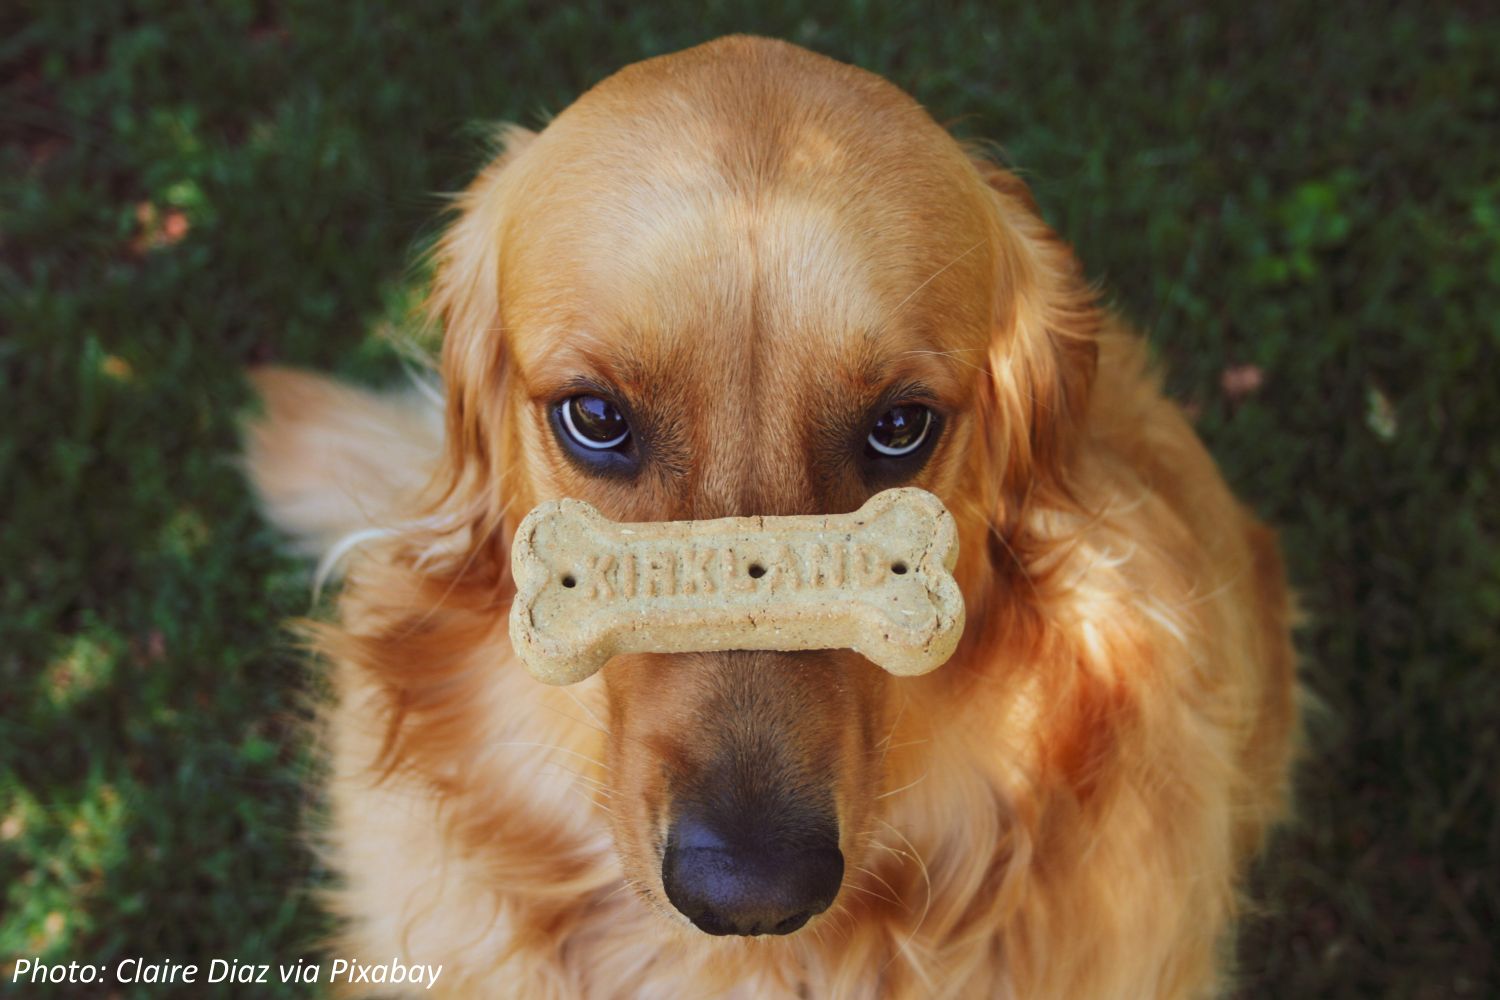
left=827, top=900, right=855, bottom=943
left=899, top=348, right=992, bottom=376
left=545, top=766, right=612, bottom=795
left=539, top=702, right=610, bottom=735
left=562, top=782, right=614, bottom=815
left=890, top=239, right=985, bottom=319
left=486, top=740, right=612, bottom=771
left=807, top=920, right=827, bottom=949
left=876, top=769, right=930, bottom=801
left=562, top=685, right=609, bottom=733
left=599, top=881, right=635, bottom=904
left=840, top=882, right=886, bottom=904
left=848, top=864, right=902, bottom=907
left=875, top=819, right=934, bottom=984
left=877, top=692, right=912, bottom=769
left=869, top=738, right=929, bottom=757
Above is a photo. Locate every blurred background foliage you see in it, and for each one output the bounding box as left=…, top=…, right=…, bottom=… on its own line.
left=2, top=1, right=1496, bottom=996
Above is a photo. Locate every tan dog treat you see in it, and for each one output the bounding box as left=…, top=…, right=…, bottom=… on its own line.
left=508, top=487, right=965, bottom=684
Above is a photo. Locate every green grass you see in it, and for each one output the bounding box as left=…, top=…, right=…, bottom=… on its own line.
left=3, top=2, right=1496, bottom=996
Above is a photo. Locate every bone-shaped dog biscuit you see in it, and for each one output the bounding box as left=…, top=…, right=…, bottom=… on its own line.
left=508, top=487, right=965, bottom=684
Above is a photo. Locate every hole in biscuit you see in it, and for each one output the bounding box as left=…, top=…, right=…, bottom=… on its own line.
left=561, top=574, right=577, bottom=589
left=891, top=562, right=908, bottom=575
left=747, top=563, right=766, bottom=579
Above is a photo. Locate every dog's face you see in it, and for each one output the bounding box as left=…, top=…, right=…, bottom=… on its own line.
left=430, top=39, right=1094, bottom=937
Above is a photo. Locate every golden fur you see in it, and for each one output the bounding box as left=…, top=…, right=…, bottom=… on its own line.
left=245, top=36, right=1297, bottom=999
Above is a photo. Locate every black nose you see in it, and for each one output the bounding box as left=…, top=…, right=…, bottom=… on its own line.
left=662, top=814, right=844, bottom=936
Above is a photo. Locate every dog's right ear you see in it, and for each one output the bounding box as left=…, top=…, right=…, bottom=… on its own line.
left=426, top=125, right=537, bottom=543
left=968, top=155, right=1100, bottom=516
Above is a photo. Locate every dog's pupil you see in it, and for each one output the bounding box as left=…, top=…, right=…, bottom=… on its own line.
left=570, top=395, right=627, bottom=443
left=871, top=405, right=929, bottom=453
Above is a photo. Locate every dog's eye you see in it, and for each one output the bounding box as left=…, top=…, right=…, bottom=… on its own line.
left=560, top=395, right=630, bottom=450
left=866, top=404, right=934, bottom=458
left=551, top=394, right=639, bottom=477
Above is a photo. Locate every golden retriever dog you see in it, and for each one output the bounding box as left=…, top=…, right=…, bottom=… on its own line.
left=245, top=35, right=1297, bottom=999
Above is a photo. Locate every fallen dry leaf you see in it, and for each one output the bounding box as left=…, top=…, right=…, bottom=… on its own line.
left=1220, top=363, right=1265, bottom=401
left=130, top=201, right=191, bottom=254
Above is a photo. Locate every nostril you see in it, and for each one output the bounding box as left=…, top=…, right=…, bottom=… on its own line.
left=662, top=818, right=843, bottom=937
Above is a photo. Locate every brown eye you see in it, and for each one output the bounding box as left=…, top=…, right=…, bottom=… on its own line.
left=866, top=404, right=933, bottom=458
left=560, top=395, right=630, bottom=450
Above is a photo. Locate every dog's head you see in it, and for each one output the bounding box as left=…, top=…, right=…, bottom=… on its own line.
left=427, top=37, right=1096, bottom=937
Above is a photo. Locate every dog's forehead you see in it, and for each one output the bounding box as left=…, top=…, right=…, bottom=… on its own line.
left=503, top=135, right=992, bottom=403
left=505, top=188, right=985, bottom=406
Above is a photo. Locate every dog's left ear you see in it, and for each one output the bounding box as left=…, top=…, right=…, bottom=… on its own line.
left=970, top=155, right=1100, bottom=510
left=426, top=125, right=538, bottom=541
